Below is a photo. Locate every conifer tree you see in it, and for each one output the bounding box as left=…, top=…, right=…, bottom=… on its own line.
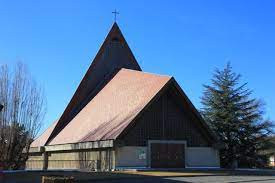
left=201, top=63, right=273, bottom=168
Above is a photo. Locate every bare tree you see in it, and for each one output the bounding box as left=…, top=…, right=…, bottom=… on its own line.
left=0, top=62, right=46, bottom=170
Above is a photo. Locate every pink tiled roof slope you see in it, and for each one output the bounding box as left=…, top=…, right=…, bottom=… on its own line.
left=48, top=69, right=171, bottom=145
left=30, top=120, right=58, bottom=147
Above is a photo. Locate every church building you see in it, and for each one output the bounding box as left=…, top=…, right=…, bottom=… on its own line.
left=27, top=23, right=220, bottom=171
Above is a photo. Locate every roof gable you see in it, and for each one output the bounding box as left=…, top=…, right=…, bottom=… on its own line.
left=170, top=79, right=218, bottom=142
left=46, top=23, right=141, bottom=145
left=117, top=78, right=218, bottom=144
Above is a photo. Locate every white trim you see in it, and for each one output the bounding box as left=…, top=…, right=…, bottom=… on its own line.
left=28, top=140, right=114, bottom=153
left=45, top=140, right=114, bottom=152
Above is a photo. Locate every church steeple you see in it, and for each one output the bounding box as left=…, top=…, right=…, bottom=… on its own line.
left=46, top=23, right=141, bottom=145
left=96, top=22, right=141, bottom=71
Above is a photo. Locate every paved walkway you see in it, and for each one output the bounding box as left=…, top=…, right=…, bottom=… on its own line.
left=167, top=176, right=275, bottom=183
left=90, top=176, right=275, bottom=183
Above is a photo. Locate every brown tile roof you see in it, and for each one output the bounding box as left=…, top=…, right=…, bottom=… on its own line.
left=48, top=69, right=171, bottom=145
left=30, top=120, right=58, bottom=147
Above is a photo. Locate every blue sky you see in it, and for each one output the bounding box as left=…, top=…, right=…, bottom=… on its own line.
left=0, top=1, right=274, bottom=134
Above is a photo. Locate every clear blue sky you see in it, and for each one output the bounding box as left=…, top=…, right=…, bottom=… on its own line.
left=0, top=1, right=274, bottom=134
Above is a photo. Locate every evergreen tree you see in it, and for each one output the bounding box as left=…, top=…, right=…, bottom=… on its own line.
left=201, top=63, right=274, bottom=168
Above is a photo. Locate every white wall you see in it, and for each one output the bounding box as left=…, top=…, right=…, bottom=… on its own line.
left=186, top=147, right=220, bottom=168
left=115, top=146, right=147, bottom=167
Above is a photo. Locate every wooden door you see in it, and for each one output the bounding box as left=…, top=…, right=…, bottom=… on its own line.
left=167, top=144, right=185, bottom=168
left=151, top=143, right=166, bottom=168
left=151, top=143, right=185, bottom=168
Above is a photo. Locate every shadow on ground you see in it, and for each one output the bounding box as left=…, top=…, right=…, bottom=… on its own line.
left=2, top=169, right=275, bottom=183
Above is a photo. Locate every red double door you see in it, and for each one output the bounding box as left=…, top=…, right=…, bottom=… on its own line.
left=151, top=143, right=185, bottom=168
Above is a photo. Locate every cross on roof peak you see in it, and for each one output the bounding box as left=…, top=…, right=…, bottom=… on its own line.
left=112, top=9, right=119, bottom=22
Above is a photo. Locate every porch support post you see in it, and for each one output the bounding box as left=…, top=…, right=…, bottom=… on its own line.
left=41, top=147, right=48, bottom=170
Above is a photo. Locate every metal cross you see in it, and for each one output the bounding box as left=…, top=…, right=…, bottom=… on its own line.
left=112, top=9, right=119, bottom=22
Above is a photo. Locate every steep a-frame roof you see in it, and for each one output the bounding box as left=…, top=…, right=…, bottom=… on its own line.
left=48, top=69, right=171, bottom=145
left=46, top=23, right=141, bottom=145
left=40, top=68, right=217, bottom=146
